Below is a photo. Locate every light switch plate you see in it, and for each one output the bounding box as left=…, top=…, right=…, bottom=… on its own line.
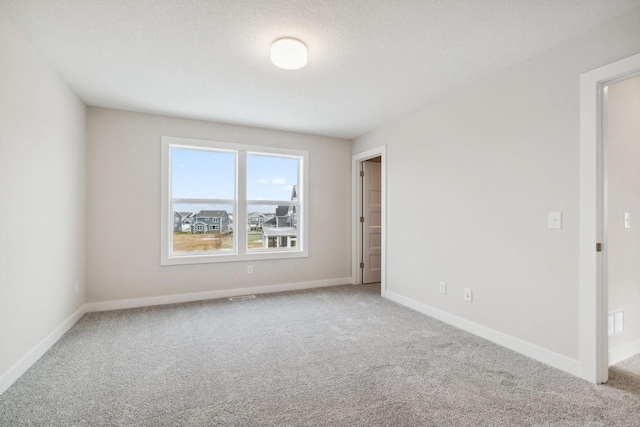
left=439, top=281, right=447, bottom=294
left=614, top=311, right=624, bottom=333
left=609, top=311, right=625, bottom=335
left=608, top=314, right=614, bottom=336
left=548, top=212, right=562, bottom=229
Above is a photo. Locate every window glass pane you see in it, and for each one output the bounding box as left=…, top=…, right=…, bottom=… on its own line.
left=247, top=154, right=298, bottom=201
left=172, top=203, right=234, bottom=253
left=171, top=148, right=235, bottom=199
left=247, top=203, right=298, bottom=251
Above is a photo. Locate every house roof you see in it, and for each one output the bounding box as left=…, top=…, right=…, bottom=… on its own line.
left=177, top=212, right=193, bottom=218
left=275, top=206, right=289, bottom=217
left=263, top=216, right=290, bottom=228
left=196, top=210, right=227, bottom=218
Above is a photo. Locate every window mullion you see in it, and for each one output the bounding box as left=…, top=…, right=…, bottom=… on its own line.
left=172, top=198, right=235, bottom=205
left=237, top=150, right=247, bottom=255
left=246, top=200, right=295, bottom=205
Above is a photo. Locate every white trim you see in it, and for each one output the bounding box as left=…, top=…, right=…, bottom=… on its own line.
left=84, top=277, right=354, bottom=312
left=237, top=149, right=247, bottom=253
left=579, top=52, right=640, bottom=384
left=0, top=305, right=88, bottom=396
left=352, top=146, right=387, bottom=296
left=609, top=339, right=640, bottom=366
left=386, top=290, right=580, bottom=377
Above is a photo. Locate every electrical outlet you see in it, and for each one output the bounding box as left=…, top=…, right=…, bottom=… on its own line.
left=464, top=288, right=473, bottom=302
left=439, top=281, right=447, bottom=294
left=247, top=265, right=253, bottom=275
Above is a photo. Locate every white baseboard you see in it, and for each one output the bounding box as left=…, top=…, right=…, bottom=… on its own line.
left=609, top=338, right=640, bottom=366
left=385, top=290, right=580, bottom=377
left=0, top=305, right=88, bottom=396
left=85, top=277, right=354, bottom=312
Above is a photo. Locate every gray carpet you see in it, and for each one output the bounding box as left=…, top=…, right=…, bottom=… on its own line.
left=1, top=284, right=640, bottom=426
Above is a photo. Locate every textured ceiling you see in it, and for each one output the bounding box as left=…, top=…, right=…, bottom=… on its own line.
left=1, top=1, right=640, bottom=139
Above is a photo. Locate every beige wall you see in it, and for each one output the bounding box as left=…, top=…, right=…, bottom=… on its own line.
left=86, top=108, right=351, bottom=303
left=353, top=10, right=640, bottom=360
left=0, top=11, right=86, bottom=381
left=606, top=75, right=640, bottom=355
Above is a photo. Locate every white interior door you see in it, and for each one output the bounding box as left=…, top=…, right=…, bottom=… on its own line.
left=362, top=160, right=382, bottom=284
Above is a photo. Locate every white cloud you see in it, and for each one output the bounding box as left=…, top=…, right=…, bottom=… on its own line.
left=257, top=176, right=286, bottom=185
left=282, top=185, right=293, bottom=192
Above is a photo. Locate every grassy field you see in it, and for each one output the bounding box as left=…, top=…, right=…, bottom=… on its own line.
left=247, top=231, right=264, bottom=249
left=173, top=232, right=232, bottom=252
left=173, top=231, right=264, bottom=252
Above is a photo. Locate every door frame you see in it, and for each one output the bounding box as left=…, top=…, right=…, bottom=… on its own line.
left=352, top=145, right=386, bottom=295
left=579, top=52, right=640, bottom=384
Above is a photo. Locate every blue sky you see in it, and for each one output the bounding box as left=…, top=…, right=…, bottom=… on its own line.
left=246, top=154, right=298, bottom=200
left=172, top=148, right=298, bottom=214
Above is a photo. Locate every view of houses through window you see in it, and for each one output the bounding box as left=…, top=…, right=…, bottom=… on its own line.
left=246, top=153, right=299, bottom=251
left=170, top=145, right=301, bottom=256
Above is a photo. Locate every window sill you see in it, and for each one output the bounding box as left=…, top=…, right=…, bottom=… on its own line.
left=161, top=249, right=308, bottom=266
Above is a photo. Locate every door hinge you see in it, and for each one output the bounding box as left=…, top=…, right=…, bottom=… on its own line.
left=360, top=262, right=364, bottom=269
left=596, top=243, right=602, bottom=252
left=360, top=170, right=364, bottom=177
left=360, top=216, right=364, bottom=223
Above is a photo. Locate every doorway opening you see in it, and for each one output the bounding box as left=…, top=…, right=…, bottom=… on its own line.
left=352, top=146, right=386, bottom=295
left=361, top=156, right=382, bottom=284
left=579, top=52, right=640, bottom=384
left=603, top=76, right=640, bottom=370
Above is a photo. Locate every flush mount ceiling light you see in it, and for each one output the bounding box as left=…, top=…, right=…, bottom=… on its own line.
left=271, top=38, right=307, bottom=70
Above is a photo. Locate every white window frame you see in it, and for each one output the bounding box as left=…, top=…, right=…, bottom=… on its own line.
left=161, top=136, right=309, bottom=265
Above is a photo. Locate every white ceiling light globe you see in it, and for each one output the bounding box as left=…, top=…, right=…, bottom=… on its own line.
left=271, top=38, right=307, bottom=70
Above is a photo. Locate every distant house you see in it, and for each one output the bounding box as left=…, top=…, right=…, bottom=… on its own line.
left=262, top=205, right=289, bottom=228
left=173, top=211, right=194, bottom=232
left=262, top=226, right=297, bottom=249
left=260, top=185, right=298, bottom=248
left=248, top=212, right=267, bottom=230
left=191, top=210, right=230, bottom=234
left=289, top=185, right=298, bottom=227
